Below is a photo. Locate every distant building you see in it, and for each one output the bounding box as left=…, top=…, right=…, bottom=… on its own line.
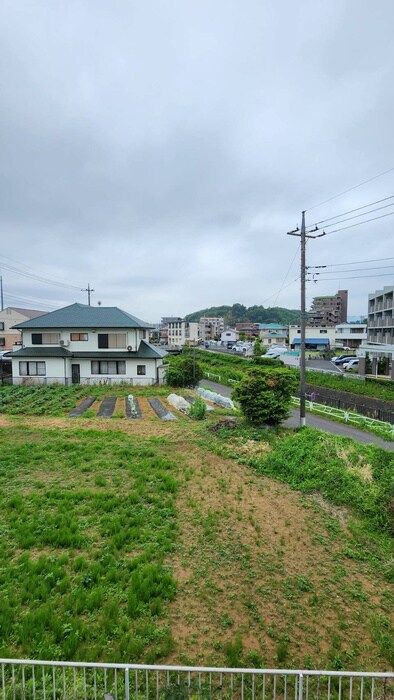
left=288, top=325, right=336, bottom=351
left=366, top=285, right=394, bottom=344
left=0, top=307, right=45, bottom=351
left=309, top=290, right=348, bottom=327
left=220, top=329, right=238, bottom=345
left=167, top=318, right=199, bottom=347
left=335, top=323, right=367, bottom=350
left=235, top=322, right=260, bottom=337
left=258, top=323, right=288, bottom=347
left=358, top=284, right=394, bottom=378
left=199, top=317, right=224, bottom=342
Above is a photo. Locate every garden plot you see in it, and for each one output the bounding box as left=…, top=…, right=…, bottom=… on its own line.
left=148, top=398, right=177, bottom=420
left=96, top=397, right=117, bottom=417
left=125, top=395, right=142, bottom=418
left=69, top=396, right=97, bottom=417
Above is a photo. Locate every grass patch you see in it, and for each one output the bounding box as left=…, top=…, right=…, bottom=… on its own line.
left=0, top=426, right=179, bottom=661
left=0, top=412, right=393, bottom=670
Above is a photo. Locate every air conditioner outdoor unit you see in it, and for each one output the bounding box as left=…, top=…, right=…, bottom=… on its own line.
left=59, top=340, right=69, bottom=347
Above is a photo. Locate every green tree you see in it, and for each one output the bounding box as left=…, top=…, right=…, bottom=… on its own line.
left=165, top=354, right=204, bottom=388
left=252, top=337, right=263, bottom=359
left=233, top=366, right=298, bottom=425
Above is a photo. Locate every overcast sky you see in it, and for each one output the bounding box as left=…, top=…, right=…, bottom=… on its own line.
left=1, top=1, right=393, bottom=322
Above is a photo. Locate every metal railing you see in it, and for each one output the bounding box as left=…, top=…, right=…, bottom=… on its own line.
left=291, top=397, right=394, bottom=438
left=0, top=660, right=393, bottom=700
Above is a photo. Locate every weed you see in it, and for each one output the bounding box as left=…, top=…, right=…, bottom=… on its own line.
left=223, top=634, right=243, bottom=667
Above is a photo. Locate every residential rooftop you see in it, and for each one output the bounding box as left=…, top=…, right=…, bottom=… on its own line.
left=12, top=303, right=153, bottom=330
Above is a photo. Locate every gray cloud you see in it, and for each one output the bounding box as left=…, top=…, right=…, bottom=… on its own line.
left=0, top=0, right=393, bottom=320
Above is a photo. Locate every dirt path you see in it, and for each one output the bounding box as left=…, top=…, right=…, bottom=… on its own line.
left=162, top=436, right=393, bottom=668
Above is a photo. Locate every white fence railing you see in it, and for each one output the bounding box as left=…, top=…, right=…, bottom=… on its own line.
left=0, top=660, right=393, bottom=700
left=291, top=397, right=394, bottom=438
left=203, top=373, right=394, bottom=438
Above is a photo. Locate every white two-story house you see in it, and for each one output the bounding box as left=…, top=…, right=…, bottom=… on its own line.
left=11, top=303, right=167, bottom=385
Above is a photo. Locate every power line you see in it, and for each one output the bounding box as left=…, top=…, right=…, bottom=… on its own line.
left=322, top=211, right=394, bottom=236
left=313, top=265, right=394, bottom=275
left=0, top=259, right=82, bottom=290
left=309, top=256, right=394, bottom=269
left=306, top=195, right=394, bottom=228
left=307, top=202, right=394, bottom=232
left=309, top=272, right=394, bottom=281
left=261, top=275, right=300, bottom=305
left=306, top=166, right=394, bottom=212
left=4, top=292, right=58, bottom=310
left=271, top=242, right=301, bottom=305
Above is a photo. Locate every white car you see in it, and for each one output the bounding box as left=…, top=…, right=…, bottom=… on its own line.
left=344, top=358, right=359, bottom=371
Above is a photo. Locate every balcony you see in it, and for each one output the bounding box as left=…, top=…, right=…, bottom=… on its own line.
left=0, top=660, right=392, bottom=700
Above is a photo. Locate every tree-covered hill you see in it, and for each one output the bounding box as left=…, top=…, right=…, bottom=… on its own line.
left=185, top=303, right=300, bottom=325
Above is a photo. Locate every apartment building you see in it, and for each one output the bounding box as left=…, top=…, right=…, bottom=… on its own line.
left=367, top=285, right=394, bottom=344
left=358, top=285, right=394, bottom=378
left=166, top=318, right=199, bottom=347
left=308, top=290, right=348, bottom=327
left=198, top=317, right=224, bottom=342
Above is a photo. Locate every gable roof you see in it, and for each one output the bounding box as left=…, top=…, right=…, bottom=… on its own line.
left=12, top=303, right=153, bottom=330
left=0, top=307, right=46, bottom=319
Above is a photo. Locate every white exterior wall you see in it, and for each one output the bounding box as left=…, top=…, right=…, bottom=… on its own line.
left=12, top=356, right=67, bottom=385
left=12, top=355, right=162, bottom=385
left=12, top=325, right=163, bottom=385
left=168, top=321, right=199, bottom=346
left=221, top=330, right=238, bottom=343
left=20, top=328, right=141, bottom=352
left=335, top=323, right=367, bottom=347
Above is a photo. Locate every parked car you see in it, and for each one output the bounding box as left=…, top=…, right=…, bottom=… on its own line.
left=267, top=346, right=287, bottom=354
left=344, top=358, right=359, bottom=371
left=332, top=355, right=357, bottom=365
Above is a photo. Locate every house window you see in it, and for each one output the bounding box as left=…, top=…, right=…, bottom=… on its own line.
left=31, top=333, right=60, bottom=344
left=137, top=365, right=146, bottom=375
left=70, top=333, right=88, bottom=341
left=98, top=334, right=126, bottom=349
left=91, top=361, right=126, bottom=375
left=0, top=323, right=4, bottom=330
left=0, top=338, right=5, bottom=347
left=19, top=361, right=46, bottom=376
left=319, top=330, right=328, bottom=334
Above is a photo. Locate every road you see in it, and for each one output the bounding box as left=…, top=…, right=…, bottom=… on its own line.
left=203, top=347, right=361, bottom=377
left=200, top=379, right=394, bottom=451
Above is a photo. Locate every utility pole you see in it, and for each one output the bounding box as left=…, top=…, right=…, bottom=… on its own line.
left=0, top=276, right=3, bottom=311
left=81, top=283, right=95, bottom=306
left=287, top=212, right=325, bottom=427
